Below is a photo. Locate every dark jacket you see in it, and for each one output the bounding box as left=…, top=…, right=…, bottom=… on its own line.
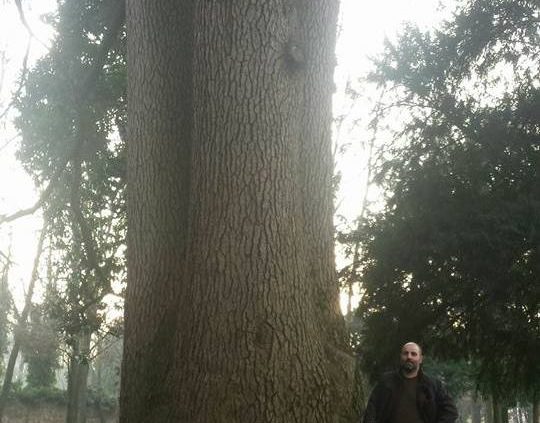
left=362, top=370, right=458, bottom=423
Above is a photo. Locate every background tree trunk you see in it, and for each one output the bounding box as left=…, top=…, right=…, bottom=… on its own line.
left=66, top=330, right=90, bottom=423
left=501, top=405, right=509, bottom=423
left=492, top=396, right=500, bottom=423
left=120, top=1, right=354, bottom=422
left=492, top=396, right=509, bottom=423
left=471, top=399, right=482, bottom=423
left=533, top=398, right=539, bottom=423
left=493, top=403, right=499, bottom=423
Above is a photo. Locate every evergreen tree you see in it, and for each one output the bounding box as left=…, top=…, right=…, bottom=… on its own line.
left=356, top=0, right=540, bottom=407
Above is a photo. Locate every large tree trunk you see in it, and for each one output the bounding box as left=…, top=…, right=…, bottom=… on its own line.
left=533, top=397, right=540, bottom=423
left=120, top=1, right=354, bottom=422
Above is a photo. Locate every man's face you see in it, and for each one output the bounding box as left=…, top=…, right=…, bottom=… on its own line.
left=400, top=343, right=423, bottom=375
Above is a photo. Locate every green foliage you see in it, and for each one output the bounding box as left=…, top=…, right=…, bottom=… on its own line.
left=21, top=306, right=59, bottom=388
left=11, top=385, right=66, bottom=406
left=9, top=385, right=118, bottom=410
left=6, top=383, right=118, bottom=410
left=86, top=386, right=117, bottom=411
left=422, top=359, right=476, bottom=399
left=355, top=0, right=540, bottom=402
left=14, top=0, right=126, bottom=361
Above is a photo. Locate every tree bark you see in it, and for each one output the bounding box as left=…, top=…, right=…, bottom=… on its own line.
left=492, top=396, right=509, bottom=423
left=501, top=405, right=509, bottom=423
left=492, top=396, right=501, bottom=423
left=533, top=398, right=540, bottom=423
left=120, top=1, right=354, bottom=422
left=485, top=397, right=493, bottom=423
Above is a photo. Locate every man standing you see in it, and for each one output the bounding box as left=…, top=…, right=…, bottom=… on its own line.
left=362, top=342, right=458, bottom=423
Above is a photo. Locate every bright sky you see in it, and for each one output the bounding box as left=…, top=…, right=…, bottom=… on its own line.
left=334, top=0, right=453, bottom=221
left=0, top=0, right=452, bottom=312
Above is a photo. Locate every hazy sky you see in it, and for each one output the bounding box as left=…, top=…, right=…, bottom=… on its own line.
left=334, top=0, right=452, bottom=221
left=0, top=0, right=452, bottom=311
left=0, top=0, right=56, bottom=306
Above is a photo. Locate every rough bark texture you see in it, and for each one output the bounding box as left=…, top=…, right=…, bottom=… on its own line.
left=120, top=1, right=354, bottom=422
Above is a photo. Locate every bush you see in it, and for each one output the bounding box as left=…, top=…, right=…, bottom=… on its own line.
left=12, top=385, right=66, bottom=406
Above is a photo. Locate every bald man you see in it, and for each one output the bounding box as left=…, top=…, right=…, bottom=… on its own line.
left=362, top=342, right=458, bottom=423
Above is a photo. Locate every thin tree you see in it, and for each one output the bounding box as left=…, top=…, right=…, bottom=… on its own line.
left=0, top=223, right=46, bottom=422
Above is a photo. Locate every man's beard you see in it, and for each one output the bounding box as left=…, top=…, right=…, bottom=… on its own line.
left=401, top=361, right=417, bottom=374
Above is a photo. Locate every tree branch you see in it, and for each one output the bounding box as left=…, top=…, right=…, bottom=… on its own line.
left=13, top=0, right=48, bottom=48
left=14, top=0, right=35, bottom=39
left=0, top=222, right=46, bottom=420
left=0, top=39, right=30, bottom=122
left=0, top=155, right=69, bottom=224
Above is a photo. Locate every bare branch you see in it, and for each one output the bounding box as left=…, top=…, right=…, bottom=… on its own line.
left=0, top=153, right=69, bottom=224
left=342, top=88, right=387, bottom=317
left=0, top=221, right=47, bottom=420
left=0, top=133, right=20, bottom=154
left=0, top=39, right=30, bottom=122
left=13, top=0, right=48, bottom=48
left=0, top=51, right=7, bottom=94
left=0, top=250, right=11, bottom=263
left=14, top=0, right=34, bottom=38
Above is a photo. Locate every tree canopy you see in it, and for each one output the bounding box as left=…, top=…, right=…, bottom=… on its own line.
left=14, top=0, right=126, bottom=342
left=356, top=0, right=540, bottom=403
left=0, top=1, right=127, bottom=418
